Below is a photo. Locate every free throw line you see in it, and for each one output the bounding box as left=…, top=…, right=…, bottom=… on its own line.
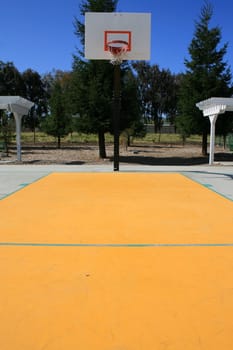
left=1, top=242, right=233, bottom=247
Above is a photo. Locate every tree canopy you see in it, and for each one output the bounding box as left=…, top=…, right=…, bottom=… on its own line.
left=177, top=1, right=232, bottom=154
left=133, top=62, right=178, bottom=132
left=42, top=74, right=72, bottom=148
left=72, top=0, right=143, bottom=158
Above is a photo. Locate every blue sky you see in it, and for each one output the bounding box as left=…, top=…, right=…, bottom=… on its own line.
left=0, top=0, right=232, bottom=75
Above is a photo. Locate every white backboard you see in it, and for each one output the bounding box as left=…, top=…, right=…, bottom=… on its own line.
left=85, top=12, right=151, bottom=61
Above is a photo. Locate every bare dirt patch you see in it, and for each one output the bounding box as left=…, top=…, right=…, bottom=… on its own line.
left=1, top=143, right=233, bottom=165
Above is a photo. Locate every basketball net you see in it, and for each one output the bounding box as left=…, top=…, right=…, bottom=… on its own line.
left=106, top=40, right=129, bottom=65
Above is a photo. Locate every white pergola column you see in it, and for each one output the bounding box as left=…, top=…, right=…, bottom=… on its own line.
left=196, top=97, right=233, bottom=165
left=208, top=114, right=218, bottom=165
left=0, top=96, right=34, bottom=162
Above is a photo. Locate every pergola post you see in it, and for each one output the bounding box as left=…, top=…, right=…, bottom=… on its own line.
left=196, top=97, right=233, bottom=165
left=0, top=96, right=33, bottom=162
left=208, top=114, right=218, bottom=165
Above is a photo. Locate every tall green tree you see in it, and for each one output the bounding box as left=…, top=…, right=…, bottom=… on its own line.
left=72, top=59, right=114, bottom=158
left=0, top=111, right=14, bottom=156
left=133, top=62, right=178, bottom=132
left=74, top=0, right=118, bottom=50
left=22, top=69, right=48, bottom=133
left=0, top=61, right=25, bottom=95
left=42, top=78, right=72, bottom=148
left=118, top=68, right=145, bottom=146
left=72, top=0, right=143, bottom=158
left=72, top=0, right=118, bottom=158
left=177, top=1, right=232, bottom=155
left=132, top=62, right=152, bottom=124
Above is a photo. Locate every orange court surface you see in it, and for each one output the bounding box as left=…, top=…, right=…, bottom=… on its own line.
left=0, top=172, right=233, bottom=350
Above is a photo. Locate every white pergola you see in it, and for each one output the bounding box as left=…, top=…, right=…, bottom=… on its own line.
left=196, top=97, right=233, bottom=165
left=0, top=96, right=34, bottom=161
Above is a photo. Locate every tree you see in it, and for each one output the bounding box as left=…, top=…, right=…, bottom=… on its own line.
left=132, top=62, right=152, bottom=124
left=72, top=0, right=147, bottom=158
left=0, top=111, right=14, bottom=156
left=215, top=112, right=233, bottom=148
left=120, top=68, right=145, bottom=146
left=71, top=59, right=114, bottom=158
left=42, top=78, right=72, bottom=148
left=22, top=69, right=48, bottom=138
left=72, top=0, right=119, bottom=158
left=177, top=1, right=232, bottom=155
left=74, top=0, right=118, bottom=51
left=133, top=62, right=178, bottom=132
left=0, top=61, right=25, bottom=96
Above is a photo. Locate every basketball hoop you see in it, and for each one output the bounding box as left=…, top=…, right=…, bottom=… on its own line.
left=106, top=40, right=129, bottom=65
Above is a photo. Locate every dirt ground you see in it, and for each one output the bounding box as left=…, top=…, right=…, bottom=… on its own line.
left=1, top=142, right=233, bottom=165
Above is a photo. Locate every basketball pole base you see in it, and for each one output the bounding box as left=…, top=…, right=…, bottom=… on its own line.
left=113, top=64, right=121, bottom=171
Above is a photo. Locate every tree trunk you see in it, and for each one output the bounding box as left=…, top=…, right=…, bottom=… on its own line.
left=202, top=131, right=208, bottom=156
left=3, top=135, right=9, bottom=157
left=223, top=135, right=226, bottom=149
left=98, top=130, right=106, bottom=158
left=153, top=117, right=158, bottom=133
left=127, top=134, right=131, bottom=147
left=57, top=135, right=61, bottom=149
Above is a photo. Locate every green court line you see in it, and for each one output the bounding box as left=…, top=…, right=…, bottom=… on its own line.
left=0, top=173, right=52, bottom=201
left=203, top=183, right=213, bottom=188
left=0, top=242, right=233, bottom=247
left=181, top=172, right=233, bottom=202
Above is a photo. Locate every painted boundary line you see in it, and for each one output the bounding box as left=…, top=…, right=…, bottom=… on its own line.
left=0, top=242, right=233, bottom=247
left=181, top=172, right=233, bottom=202
left=0, top=172, right=52, bottom=201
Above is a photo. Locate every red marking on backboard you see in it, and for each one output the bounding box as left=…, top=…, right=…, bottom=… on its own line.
left=104, top=31, right=132, bottom=51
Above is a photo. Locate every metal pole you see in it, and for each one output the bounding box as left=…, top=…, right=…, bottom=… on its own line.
left=113, top=64, right=121, bottom=171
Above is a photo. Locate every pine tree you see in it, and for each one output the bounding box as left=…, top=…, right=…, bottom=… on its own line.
left=72, top=0, right=118, bottom=158
left=42, top=79, right=72, bottom=148
left=22, top=69, right=48, bottom=134
left=133, top=62, right=178, bottom=133
left=177, top=1, right=232, bottom=155
left=72, top=0, right=142, bottom=159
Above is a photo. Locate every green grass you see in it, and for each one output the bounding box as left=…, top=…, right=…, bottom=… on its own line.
left=19, top=132, right=101, bottom=144
left=132, top=133, right=203, bottom=145
left=15, top=131, right=203, bottom=146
